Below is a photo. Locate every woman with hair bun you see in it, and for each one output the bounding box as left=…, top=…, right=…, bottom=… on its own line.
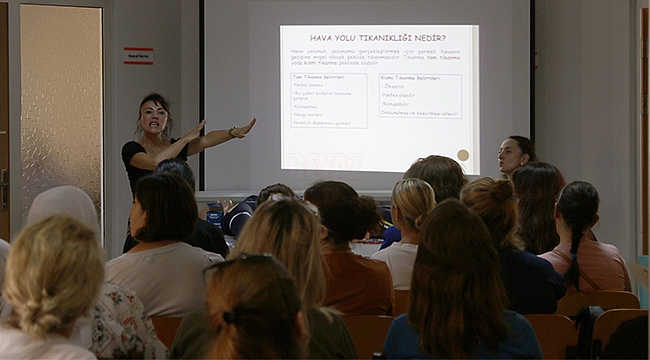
left=371, top=179, right=436, bottom=290
left=0, top=215, right=104, bottom=359
left=461, top=178, right=566, bottom=314
left=203, top=254, right=304, bottom=359
left=539, top=181, right=631, bottom=291
left=304, top=181, right=394, bottom=316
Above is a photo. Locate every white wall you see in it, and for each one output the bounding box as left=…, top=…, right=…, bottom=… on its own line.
left=106, top=0, right=190, bottom=258
left=535, top=0, right=640, bottom=262
left=7, top=0, right=644, bottom=263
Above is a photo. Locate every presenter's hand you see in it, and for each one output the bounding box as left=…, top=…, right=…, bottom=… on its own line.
left=231, top=118, right=256, bottom=138
left=182, top=119, right=207, bottom=141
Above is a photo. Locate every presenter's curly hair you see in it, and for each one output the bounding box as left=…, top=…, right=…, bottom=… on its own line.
left=4, top=215, right=104, bottom=341
left=135, top=92, right=174, bottom=140
left=204, top=255, right=303, bottom=359
left=408, top=199, right=509, bottom=358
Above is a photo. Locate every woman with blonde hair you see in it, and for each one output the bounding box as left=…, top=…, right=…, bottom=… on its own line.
left=171, top=196, right=356, bottom=359
left=461, top=178, right=565, bottom=314
left=382, top=200, right=542, bottom=359
left=371, top=178, right=436, bottom=290
left=0, top=215, right=104, bottom=359
left=203, top=254, right=304, bottom=359
left=22, top=185, right=167, bottom=358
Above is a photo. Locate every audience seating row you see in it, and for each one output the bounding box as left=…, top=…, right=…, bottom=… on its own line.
left=148, top=287, right=646, bottom=359
left=524, top=290, right=646, bottom=359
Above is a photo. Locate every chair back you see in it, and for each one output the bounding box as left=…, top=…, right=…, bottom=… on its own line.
left=342, top=315, right=394, bottom=359
left=591, top=308, right=648, bottom=358
left=393, top=290, right=410, bottom=316
left=524, top=314, right=578, bottom=359
left=150, top=316, right=183, bottom=349
left=556, top=290, right=640, bottom=316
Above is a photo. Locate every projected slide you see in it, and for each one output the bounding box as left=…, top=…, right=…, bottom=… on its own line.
left=281, top=25, right=479, bottom=174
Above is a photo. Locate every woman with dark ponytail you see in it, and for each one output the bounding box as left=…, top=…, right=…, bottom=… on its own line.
left=540, top=181, right=631, bottom=291
left=304, top=181, right=394, bottom=315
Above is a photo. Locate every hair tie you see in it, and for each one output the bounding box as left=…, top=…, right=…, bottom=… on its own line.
left=571, top=253, right=577, bottom=260
left=223, top=311, right=236, bottom=324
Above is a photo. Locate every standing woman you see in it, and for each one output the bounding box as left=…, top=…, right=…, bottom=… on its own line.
left=498, top=135, right=537, bottom=181
left=371, top=178, right=436, bottom=290
left=122, top=92, right=255, bottom=195
left=539, top=181, right=631, bottom=291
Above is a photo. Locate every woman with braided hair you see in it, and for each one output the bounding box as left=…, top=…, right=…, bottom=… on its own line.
left=539, top=181, right=631, bottom=291
left=371, top=178, right=436, bottom=290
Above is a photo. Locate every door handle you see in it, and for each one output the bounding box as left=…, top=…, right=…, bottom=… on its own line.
left=0, top=169, right=7, bottom=212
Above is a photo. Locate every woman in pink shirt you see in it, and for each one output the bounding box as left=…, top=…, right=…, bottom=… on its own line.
left=539, top=181, right=631, bottom=291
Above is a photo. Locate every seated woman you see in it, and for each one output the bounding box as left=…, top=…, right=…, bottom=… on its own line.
left=304, top=181, right=394, bottom=316
left=171, top=196, right=356, bottom=359
left=461, top=178, right=566, bottom=314
left=371, top=178, right=436, bottom=290
left=106, top=173, right=223, bottom=317
left=0, top=215, right=104, bottom=359
left=498, top=135, right=537, bottom=181
left=153, top=158, right=229, bottom=257
left=23, top=185, right=167, bottom=358
left=513, top=161, right=567, bottom=254
left=381, top=155, right=468, bottom=250
left=539, top=181, right=632, bottom=291
left=203, top=254, right=304, bottom=359
left=382, top=200, right=542, bottom=359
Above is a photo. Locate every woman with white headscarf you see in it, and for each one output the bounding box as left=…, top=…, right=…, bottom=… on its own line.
left=4, top=186, right=168, bottom=358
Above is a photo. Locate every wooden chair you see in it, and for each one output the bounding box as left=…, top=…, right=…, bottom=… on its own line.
left=555, top=290, right=640, bottom=317
left=524, top=314, right=578, bottom=359
left=590, top=308, right=648, bottom=358
left=150, top=316, right=183, bottom=349
left=393, top=290, right=410, bottom=316
left=341, top=315, right=395, bottom=359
